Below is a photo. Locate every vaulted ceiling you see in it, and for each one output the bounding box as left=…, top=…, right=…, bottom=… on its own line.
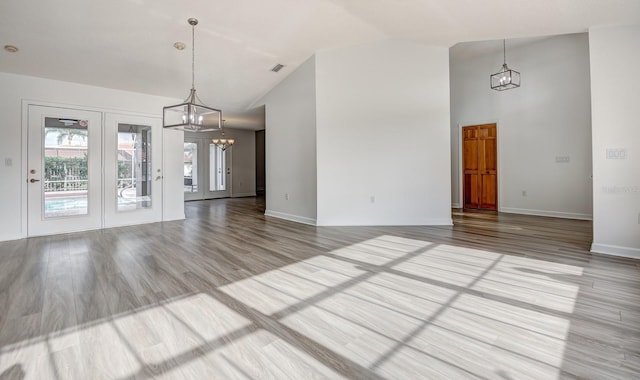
left=1, top=0, right=639, bottom=129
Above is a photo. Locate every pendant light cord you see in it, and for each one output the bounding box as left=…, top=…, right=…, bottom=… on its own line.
left=503, top=39, right=506, bottom=65
left=191, top=23, right=196, bottom=90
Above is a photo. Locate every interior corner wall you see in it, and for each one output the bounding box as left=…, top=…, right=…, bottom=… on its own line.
left=589, top=25, right=640, bottom=258
left=259, top=57, right=317, bottom=225
left=0, top=72, right=184, bottom=242
left=315, top=40, right=452, bottom=226
left=450, top=33, right=593, bottom=219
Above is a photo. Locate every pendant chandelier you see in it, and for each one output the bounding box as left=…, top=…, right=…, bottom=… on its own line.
left=490, top=39, right=521, bottom=91
left=212, top=120, right=235, bottom=151
left=163, top=18, right=222, bottom=132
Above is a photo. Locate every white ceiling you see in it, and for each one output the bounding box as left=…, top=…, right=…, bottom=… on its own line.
left=1, top=0, right=639, bottom=129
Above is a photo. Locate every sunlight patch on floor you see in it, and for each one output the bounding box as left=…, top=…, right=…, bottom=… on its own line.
left=221, top=235, right=582, bottom=379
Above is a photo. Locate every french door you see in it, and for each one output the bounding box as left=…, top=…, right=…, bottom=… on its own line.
left=183, top=137, right=231, bottom=201
left=27, top=106, right=103, bottom=236
left=103, top=113, right=163, bottom=227
left=27, top=105, right=163, bottom=236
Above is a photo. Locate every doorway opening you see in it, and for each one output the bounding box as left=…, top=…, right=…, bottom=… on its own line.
left=183, top=136, right=231, bottom=201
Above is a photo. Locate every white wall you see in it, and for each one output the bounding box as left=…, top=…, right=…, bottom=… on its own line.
left=0, top=72, right=184, bottom=242
left=316, top=40, right=452, bottom=226
left=260, top=57, right=318, bottom=224
left=450, top=34, right=593, bottom=219
left=589, top=25, right=640, bottom=258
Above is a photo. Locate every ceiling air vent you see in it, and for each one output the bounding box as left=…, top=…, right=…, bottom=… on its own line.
left=271, top=64, right=285, bottom=73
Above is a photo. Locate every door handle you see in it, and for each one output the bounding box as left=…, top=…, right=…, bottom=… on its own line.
left=29, top=178, right=40, bottom=183
left=155, top=176, right=163, bottom=181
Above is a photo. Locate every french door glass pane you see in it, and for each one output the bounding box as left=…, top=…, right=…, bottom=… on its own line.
left=209, top=144, right=226, bottom=191
left=117, top=124, right=152, bottom=211
left=184, top=142, right=198, bottom=192
left=43, top=118, right=89, bottom=218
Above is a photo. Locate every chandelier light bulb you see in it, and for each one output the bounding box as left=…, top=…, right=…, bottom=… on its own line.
left=211, top=120, right=236, bottom=150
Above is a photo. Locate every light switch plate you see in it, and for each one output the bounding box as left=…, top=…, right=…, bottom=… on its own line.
left=606, top=148, right=627, bottom=159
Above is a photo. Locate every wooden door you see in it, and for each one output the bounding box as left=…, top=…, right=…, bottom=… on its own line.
left=463, top=124, right=497, bottom=210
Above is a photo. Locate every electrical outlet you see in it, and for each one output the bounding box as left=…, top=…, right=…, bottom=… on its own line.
left=4, top=158, right=12, bottom=167
left=285, top=192, right=289, bottom=200
left=522, top=190, right=527, bottom=197
left=370, top=195, right=375, bottom=203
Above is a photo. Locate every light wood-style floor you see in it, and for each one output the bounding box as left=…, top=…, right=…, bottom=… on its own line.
left=1, top=197, right=639, bottom=379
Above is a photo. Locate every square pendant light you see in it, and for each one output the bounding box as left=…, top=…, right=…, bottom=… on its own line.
left=490, top=65, right=521, bottom=91
left=490, top=39, right=521, bottom=91
left=163, top=18, right=222, bottom=132
left=163, top=89, right=222, bottom=131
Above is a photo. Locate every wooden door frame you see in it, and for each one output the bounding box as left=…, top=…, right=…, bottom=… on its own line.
left=457, top=121, right=502, bottom=210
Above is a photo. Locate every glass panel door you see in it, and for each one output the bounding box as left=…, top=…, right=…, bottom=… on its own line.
left=103, top=114, right=163, bottom=227
left=210, top=143, right=225, bottom=191
left=184, top=139, right=204, bottom=200
left=205, top=143, right=231, bottom=199
left=43, top=119, right=89, bottom=217
left=27, top=106, right=103, bottom=236
left=117, top=124, right=152, bottom=211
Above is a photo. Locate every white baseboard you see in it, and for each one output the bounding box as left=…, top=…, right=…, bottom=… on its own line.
left=265, top=210, right=317, bottom=226
left=163, top=213, right=186, bottom=222
left=500, top=207, right=592, bottom=220
left=451, top=203, right=461, bottom=209
left=420, top=218, right=454, bottom=226
left=316, top=218, right=453, bottom=226
left=0, top=234, right=25, bottom=243
left=591, top=243, right=640, bottom=260
left=232, top=192, right=257, bottom=198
